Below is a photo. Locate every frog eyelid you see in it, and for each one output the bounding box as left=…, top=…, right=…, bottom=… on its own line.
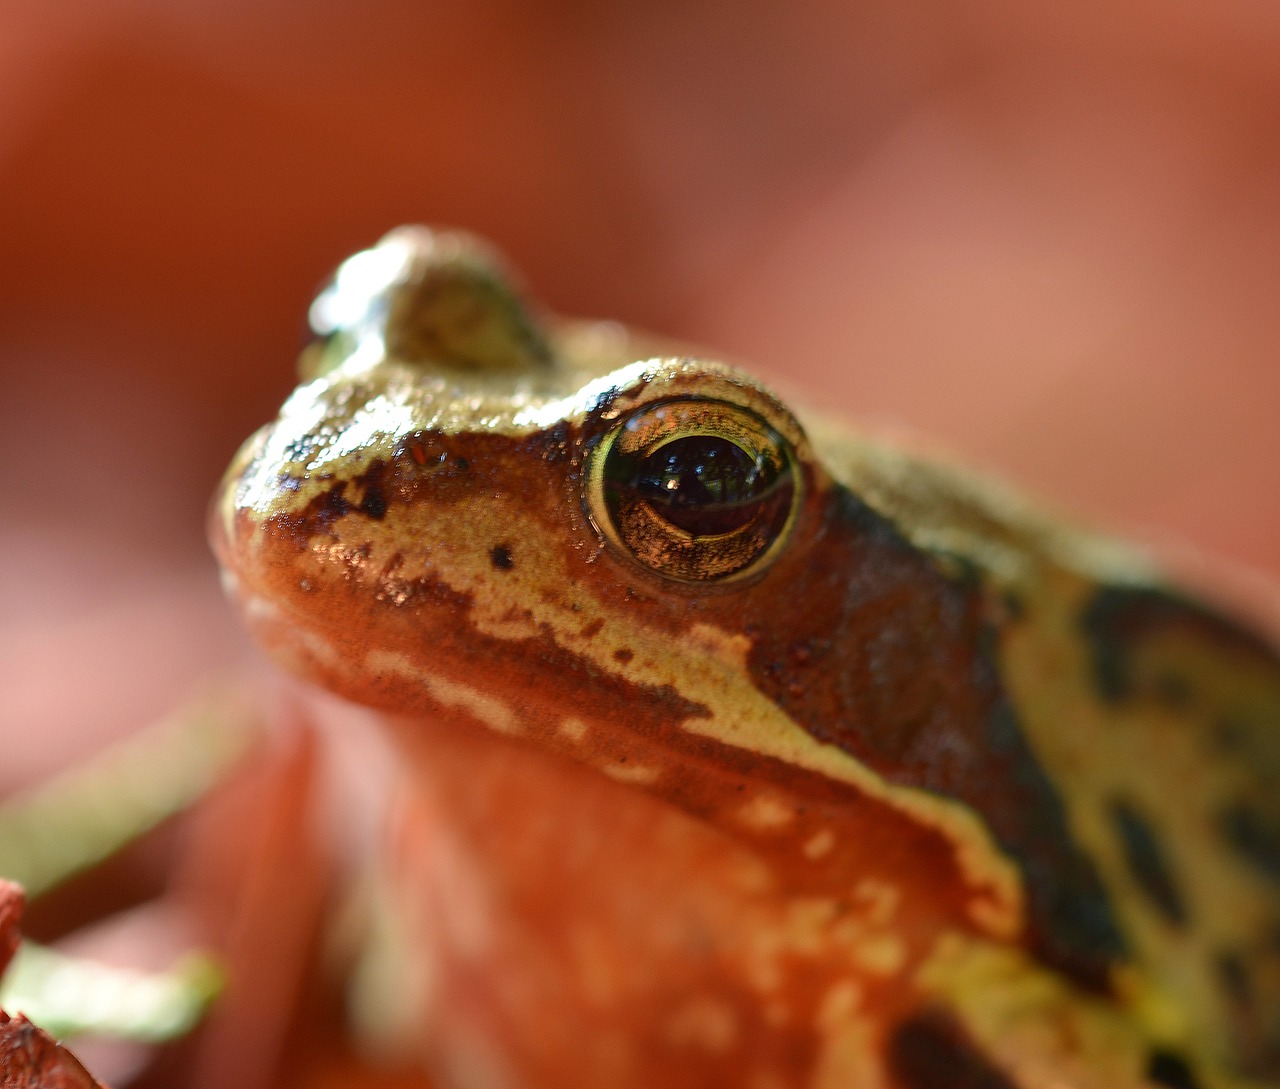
left=579, top=359, right=810, bottom=457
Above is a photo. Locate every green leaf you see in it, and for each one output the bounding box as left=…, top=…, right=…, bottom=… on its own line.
left=0, top=941, right=223, bottom=1043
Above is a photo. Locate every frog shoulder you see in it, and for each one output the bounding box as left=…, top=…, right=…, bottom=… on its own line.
left=1079, top=581, right=1280, bottom=803
left=807, top=412, right=1280, bottom=810
left=804, top=413, right=1155, bottom=581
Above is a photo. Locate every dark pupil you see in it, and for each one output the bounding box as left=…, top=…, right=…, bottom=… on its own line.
left=608, top=435, right=791, bottom=537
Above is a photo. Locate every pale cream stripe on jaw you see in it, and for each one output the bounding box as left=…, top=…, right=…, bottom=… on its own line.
left=328, top=522, right=1022, bottom=939
left=231, top=386, right=1028, bottom=941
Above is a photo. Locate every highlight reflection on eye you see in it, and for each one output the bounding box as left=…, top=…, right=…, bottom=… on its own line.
left=587, top=398, right=800, bottom=583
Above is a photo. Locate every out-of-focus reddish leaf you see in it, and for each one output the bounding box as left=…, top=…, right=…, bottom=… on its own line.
left=175, top=700, right=334, bottom=1089
left=0, top=884, right=107, bottom=1088
left=280, top=1049, right=438, bottom=1089
left=0, top=1012, right=105, bottom=1089
left=0, top=882, right=24, bottom=977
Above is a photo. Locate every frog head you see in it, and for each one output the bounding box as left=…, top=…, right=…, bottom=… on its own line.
left=212, top=226, right=838, bottom=754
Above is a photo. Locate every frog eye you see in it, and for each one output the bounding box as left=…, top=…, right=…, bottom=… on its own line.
left=586, top=398, right=800, bottom=583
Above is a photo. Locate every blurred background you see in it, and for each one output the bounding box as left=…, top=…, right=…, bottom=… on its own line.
left=2, top=1, right=1280, bottom=1083
left=2, top=2, right=1280, bottom=1080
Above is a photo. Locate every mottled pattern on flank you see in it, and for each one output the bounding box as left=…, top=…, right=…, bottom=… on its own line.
left=888, top=1011, right=1018, bottom=1089
left=1080, top=585, right=1280, bottom=706
left=1147, top=1049, right=1203, bottom=1089
left=1110, top=798, right=1188, bottom=925
left=746, top=485, right=1126, bottom=990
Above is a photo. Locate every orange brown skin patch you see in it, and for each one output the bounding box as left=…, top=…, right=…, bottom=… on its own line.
left=1079, top=583, right=1280, bottom=1078
left=217, top=423, right=1095, bottom=1086
left=226, top=492, right=985, bottom=919
left=0, top=1013, right=105, bottom=1089
left=217, top=425, right=1030, bottom=1085
left=383, top=710, right=957, bottom=1088
left=235, top=408, right=1122, bottom=991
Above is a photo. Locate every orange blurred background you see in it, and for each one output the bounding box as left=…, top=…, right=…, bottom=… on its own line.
left=3, top=4, right=1280, bottom=1085
left=2, top=0, right=1279, bottom=811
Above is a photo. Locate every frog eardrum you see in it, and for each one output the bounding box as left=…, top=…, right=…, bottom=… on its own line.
left=584, top=395, right=802, bottom=583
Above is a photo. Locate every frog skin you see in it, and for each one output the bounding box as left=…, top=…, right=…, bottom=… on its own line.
left=211, top=227, right=1280, bottom=1089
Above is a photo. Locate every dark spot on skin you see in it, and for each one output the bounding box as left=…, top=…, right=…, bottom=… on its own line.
left=490, top=544, right=514, bottom=570
left=1080, top=585, right=1280, bottom=705
left=580, top=618, right=603, bottom=638
left=1109, top=798, right=1188, bottom=926
left=1215, top=945, right=1280, bottom=1078
left=887, top=1011, right=1018, bottom=1089
left=360, top=483, right=388, bottom=520
left=1213, top=717, right=1247, bottom=752
left=395, top=434, right=496, bottom=489
left=613, top=648, right=634, bottom=665
left=1147, top=1049, right=1202, bottom=1089
left=1217, top=951, right=1251, bottom=1005
left=281, top=433, right=321, bottom=463
left=280, top=462, right=395, bottom=540
left=351, top=462, right=391, bottom=521
left=747, top=486, right=1127, bottom=991
left=1221, top=804, right=1280, bottom=884
left=304, top=481, right=353, bottom=535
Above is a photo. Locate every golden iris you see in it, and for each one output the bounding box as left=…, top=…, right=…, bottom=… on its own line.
left=587, top=398, right=799, bottom=583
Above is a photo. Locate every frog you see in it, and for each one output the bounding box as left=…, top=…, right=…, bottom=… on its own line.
left=211, top=226, right=1280, bottom=1089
